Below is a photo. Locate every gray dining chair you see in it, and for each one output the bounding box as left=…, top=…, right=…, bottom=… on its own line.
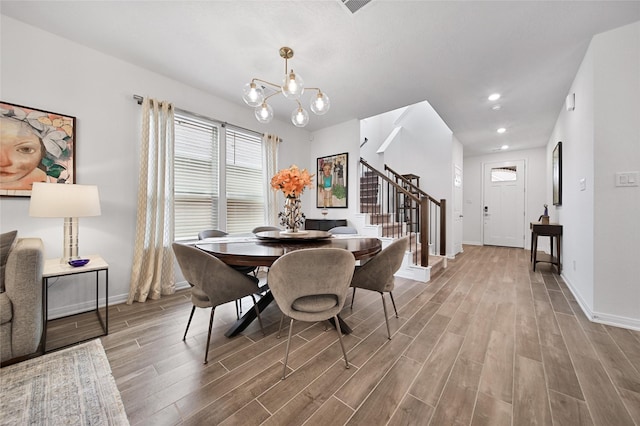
left=172, top=242, right=264, bottom=364
left=350, top=236, right=408, bottom=339
left=197, top=229, right=256, bottom=318
left=252, top=226, right=282, bottom=233
left=268, top=247, right=356, bottom=379
left=328, top=226, right=358, bottom=235
left=198, top=229, right=228, bottom=240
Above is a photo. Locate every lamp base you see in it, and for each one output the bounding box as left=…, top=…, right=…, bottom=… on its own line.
left=62, top=217, right=80, bottom=264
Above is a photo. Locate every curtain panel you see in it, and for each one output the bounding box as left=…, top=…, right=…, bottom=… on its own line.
left=127, top=97, right=176, bottom=303
left=262, top=133, right=280, bottom=226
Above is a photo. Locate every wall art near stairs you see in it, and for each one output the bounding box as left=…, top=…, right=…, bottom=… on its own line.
left=316, top=152, right=348, bottom=208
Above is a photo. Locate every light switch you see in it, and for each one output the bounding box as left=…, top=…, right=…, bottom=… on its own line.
left=615, top=172, right=639, bottom=187
left=579, top=178, right=586, bottom=191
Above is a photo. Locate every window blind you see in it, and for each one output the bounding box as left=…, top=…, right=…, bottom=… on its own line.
left=225, top=127, right=264, bottom=233
left=174, top=113, right=219, bottom=240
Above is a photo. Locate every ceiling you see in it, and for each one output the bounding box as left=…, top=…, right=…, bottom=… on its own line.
left=2, top=1, right=639, bottom=155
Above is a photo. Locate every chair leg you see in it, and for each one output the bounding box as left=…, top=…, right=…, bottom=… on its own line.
left=334, top=315, right=350, bottom=369
left=350, top=287, right=356, bottom=309
left=235, top=299, right=242, bottom=320
left=389, top=292, right=399, bottom=318
left=381, top=293, right=392, bottom=340
left=250, top=294, right=265, bottom=336
left=204, top=307, right=215, bottom=364
left=277, top=314, right=286, bottom=338
left=183, top=305, right=196, bottom=341
left=282, top=318, right=295, bottom=380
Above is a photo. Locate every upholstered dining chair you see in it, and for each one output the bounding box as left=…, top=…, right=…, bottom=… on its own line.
left=251, top=225, right=282, bottom=233
left=349, top=236, right=408, bottom=339
left=172, top=243, right=264, bottom=364
left=198, top=229, right=228, bottom=240
left=268, top=248, right=356, bottom=380
left=328, top=226, right=358, bottom=234
left=197, top=229, right=256, bottom=318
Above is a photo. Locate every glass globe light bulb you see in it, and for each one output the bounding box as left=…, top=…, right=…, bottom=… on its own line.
left=310, top=92, right=330, bottom=115
left=291, top=106, right=309, bottom=127
left=255, top=102, right=273, bottom=124
left=242, top=82, right=264, bottom=107
left=282, top=70, right=304, bottom=100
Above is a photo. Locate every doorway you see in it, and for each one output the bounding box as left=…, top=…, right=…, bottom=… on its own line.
left=483, top=160, right=525, bottom=248
left=453, top=164, right=463, bottom=254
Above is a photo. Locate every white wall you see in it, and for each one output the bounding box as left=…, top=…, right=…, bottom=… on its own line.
left=463, top=148, right=547, bottom=250
left=552, top=20, right=640, bottom=328
left=546, top=46, right=596, bottom=311
left=0, top=16, right=310, bottom=314
left=592, top=21, right=640, bottom=324
left=306, top=120, right=361, bottom=224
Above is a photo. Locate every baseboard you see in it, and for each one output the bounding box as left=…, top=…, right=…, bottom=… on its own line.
left=395, top=264, right=430, bottom=283
left=562, top=273, right=640, bottom=332
left=48, top=282, right=191, bottom=319
left=591, top=312, right=640, bottom=331
left=462, top=240, right=482, bottom=246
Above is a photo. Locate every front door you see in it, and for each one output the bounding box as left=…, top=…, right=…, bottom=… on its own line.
left=453, top=164, right=463, bottom=254
left=483, top=160, right=525, bottom=248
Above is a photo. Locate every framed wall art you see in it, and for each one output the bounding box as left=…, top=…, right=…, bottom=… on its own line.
left=552, top=141, right=562, bottom=206
left=0, top=101, right=75, bottom=197
left=317, top=152, right=348, bottom=208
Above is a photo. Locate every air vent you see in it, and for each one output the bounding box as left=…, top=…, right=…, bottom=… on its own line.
left=341, top=0, right=372, bottom=14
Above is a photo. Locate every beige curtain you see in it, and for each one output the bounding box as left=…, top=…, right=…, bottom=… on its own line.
left=127, top=97, right=175, bottom=304
left=262, top=133, right=280, bottom=226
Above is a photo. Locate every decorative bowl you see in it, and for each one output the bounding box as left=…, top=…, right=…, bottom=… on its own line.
left=68, top=258, right=90, bottom=267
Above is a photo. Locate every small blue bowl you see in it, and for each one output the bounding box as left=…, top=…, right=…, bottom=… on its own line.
left=68, top=258, right=90, bottom=267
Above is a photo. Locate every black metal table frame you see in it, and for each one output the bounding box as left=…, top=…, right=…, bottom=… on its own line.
left=42, top=267, right=109, bottom=353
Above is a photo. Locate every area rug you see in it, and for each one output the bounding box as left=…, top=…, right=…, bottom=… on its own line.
left=0, top=339, right=129, bottom=425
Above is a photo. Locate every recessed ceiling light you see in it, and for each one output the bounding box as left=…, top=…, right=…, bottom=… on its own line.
left=501, top=145, right=509, bottom=150
left=491, top=104, right=502, bottom=111
left=497, top=127, right=506, bottom=134
left=488, top=93, right=501, bottom=101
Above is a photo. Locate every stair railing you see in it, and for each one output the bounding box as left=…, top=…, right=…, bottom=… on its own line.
left=360, top=158, right=446, bottom=267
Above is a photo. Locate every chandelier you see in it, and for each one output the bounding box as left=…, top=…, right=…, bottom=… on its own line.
left=242, top=46, right=330, bottom=127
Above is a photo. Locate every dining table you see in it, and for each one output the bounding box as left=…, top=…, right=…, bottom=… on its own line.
left=195, top=231, right=382, bottom=337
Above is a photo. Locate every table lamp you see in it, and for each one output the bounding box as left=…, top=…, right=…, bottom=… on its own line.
left=29, top=182, right=101, bottom=264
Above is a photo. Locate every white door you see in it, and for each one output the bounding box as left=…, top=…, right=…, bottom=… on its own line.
left=483, top=160, right=525, bottom=248
left=453, top=164, right=463, bottom=254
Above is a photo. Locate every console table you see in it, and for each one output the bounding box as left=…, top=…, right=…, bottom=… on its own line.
left=530, top=223, right=563, bottom=274
left=304, top=218, right=347, bottom=231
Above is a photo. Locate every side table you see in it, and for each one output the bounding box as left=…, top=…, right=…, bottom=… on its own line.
left=42, top=255, right=109, bottom=353
left=530, top=223, right=563, bottom=274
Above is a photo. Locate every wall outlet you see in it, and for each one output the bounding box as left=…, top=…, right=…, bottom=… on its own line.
left=573, top=260, right=576, bottom=271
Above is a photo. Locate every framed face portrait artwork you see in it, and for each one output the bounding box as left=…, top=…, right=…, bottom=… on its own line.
left=0, top=101, right=76, bottom=196
left=317, top=152, right=348, bottom=208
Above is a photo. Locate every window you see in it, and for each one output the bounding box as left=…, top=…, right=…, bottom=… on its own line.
left=225, top=127, right=264, bottom=233
left=174, top=113, right=220, bottom=240
left=491, top=166, right=517, bottom=182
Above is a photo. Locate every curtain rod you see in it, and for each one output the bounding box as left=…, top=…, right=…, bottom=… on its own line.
left=132, top=95, right=282, bottom=142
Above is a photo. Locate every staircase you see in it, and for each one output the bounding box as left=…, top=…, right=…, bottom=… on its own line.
left=357, top=160, right=447, bottom=282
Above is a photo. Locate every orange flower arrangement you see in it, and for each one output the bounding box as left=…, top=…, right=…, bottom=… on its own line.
left=271, top=165, right=314, bottom=198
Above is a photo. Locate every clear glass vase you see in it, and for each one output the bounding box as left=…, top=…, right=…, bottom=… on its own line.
left=283, top=196, right=302, bottom=233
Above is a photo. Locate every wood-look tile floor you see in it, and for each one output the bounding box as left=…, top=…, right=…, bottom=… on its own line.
left=48, top=245, right=640, bottom=425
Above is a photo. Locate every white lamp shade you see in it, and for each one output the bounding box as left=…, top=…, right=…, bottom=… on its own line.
left=29, top=183, right=101, bottom=217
